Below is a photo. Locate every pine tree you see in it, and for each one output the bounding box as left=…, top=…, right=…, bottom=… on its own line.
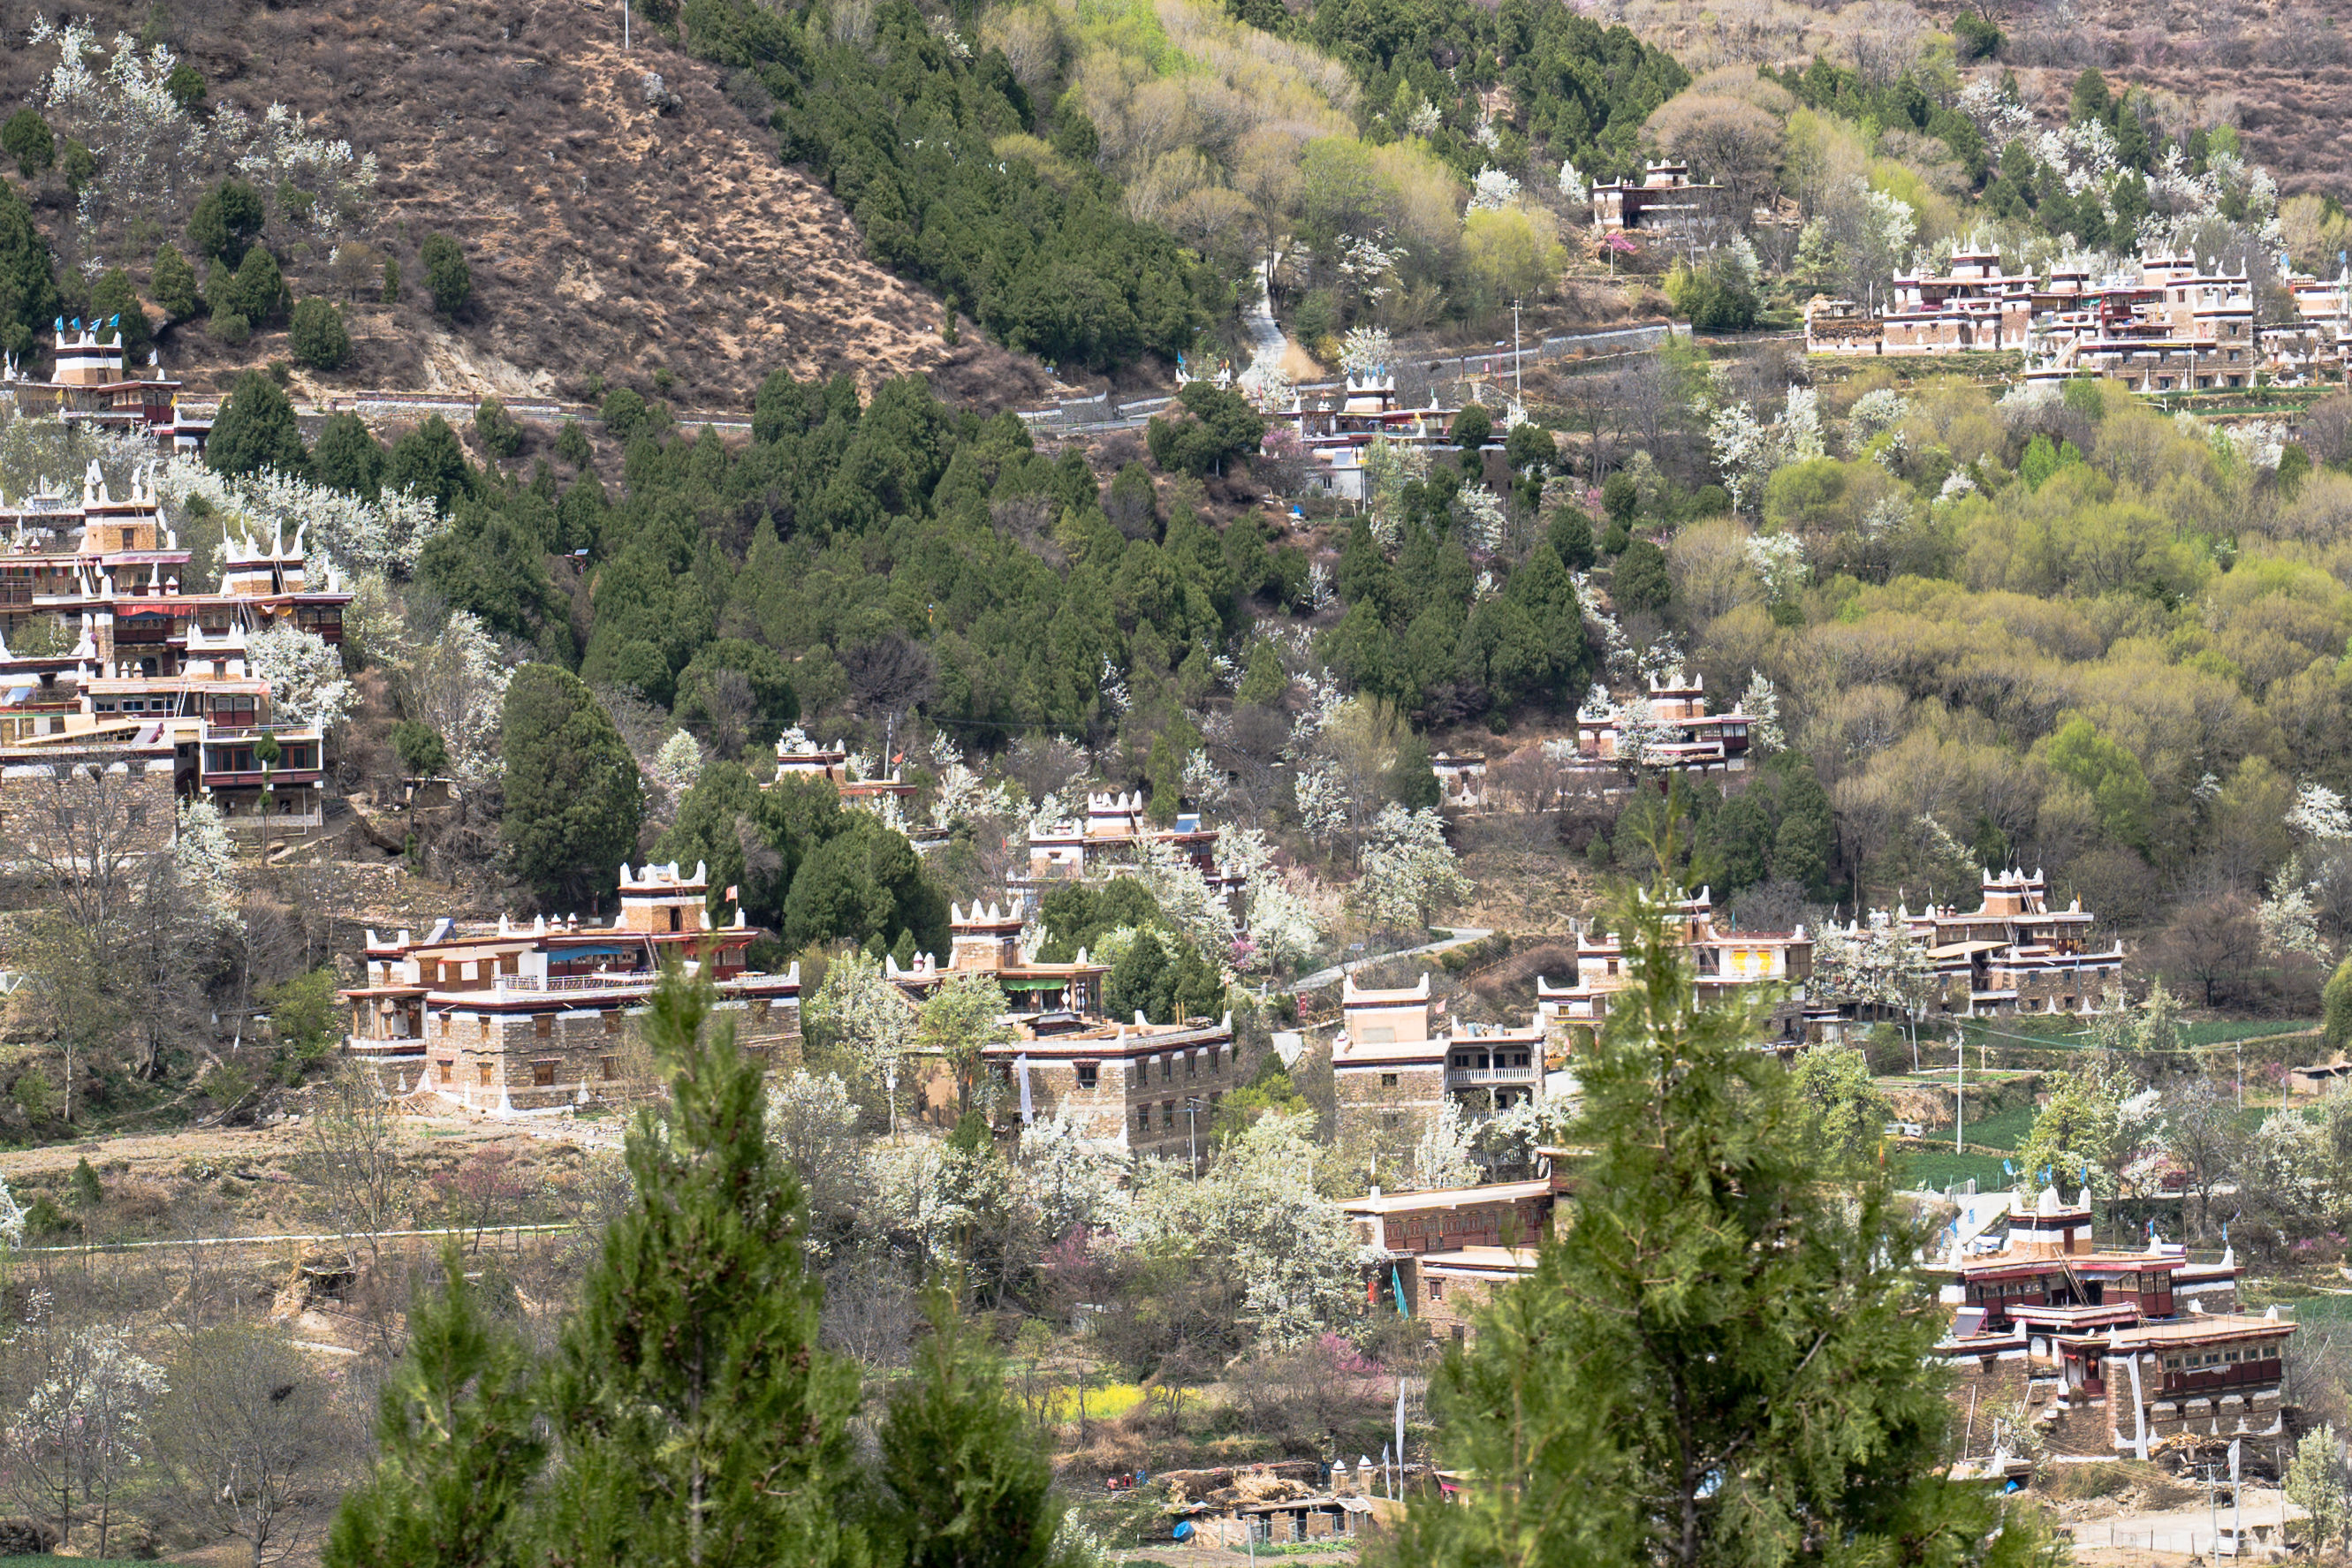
left=534, top=972, right=868, bottom=1568
left=498, top=664, right=642, bottom=911
left=1382, top=843, right=2057, bottom=1568
left=151, top=244, right=201, bottom=322
left=314, top=412, right=387, bottom=499
left=322, top=1249, right=544, bottom=1568
left=207, top=371, right=309, bottom=478
left=877, top=1291, right=1062, bottom=1568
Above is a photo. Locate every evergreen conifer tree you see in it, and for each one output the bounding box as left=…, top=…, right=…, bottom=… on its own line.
left=877, top=1290, right=1062, bottom=1568
left=152, top=244, right=201, bottom=322
left=314, top=412, right=387, bottom=499
left=207, top=371, right=309, bottom=478
left=535, top=973, right=868, bottom=1568
left=499, top=664, right=642, bottom=911
left=1381, top=811, right=2057, bottom=1568
left=322, top=1249, right=545, bottom=1568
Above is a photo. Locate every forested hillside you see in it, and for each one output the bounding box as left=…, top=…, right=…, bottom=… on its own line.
left=0, top=0, right=1054, bottom=406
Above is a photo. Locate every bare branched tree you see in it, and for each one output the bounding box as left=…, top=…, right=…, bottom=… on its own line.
left=5, top=753, right=196, bottom=1106
left=301, top=1064, right=411, bottom=1271
left=156, top=1324, right=344, bottom=1568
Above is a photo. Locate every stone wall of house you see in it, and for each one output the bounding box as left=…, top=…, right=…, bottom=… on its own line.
left=407, top=997, right=801, bottom=1112
left=1332, top=1065, right=1447, bottom=1146
left=1416, top=1272, right=1501, bottom=1344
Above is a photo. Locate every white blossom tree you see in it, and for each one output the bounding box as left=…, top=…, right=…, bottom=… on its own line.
left=1016, top=1111, right=1132, bottom=1241
left=1810, top=916, right=1935, bottom=1064
left=1134, top=832, right=1240, bottom=958
left=651, top=730, right=704, bottom=800
left=1412, top=1099, right=1480, bottom=1188
left=1116, top=1111, right=1363, bottom=1348
left=1453, top=482, right=1508, bottom=555
left=1743, top=532, right=1808, bottom=601
left=1354, top=805, right=1470, bottom=932
left=1339, top=326, right=1394, bottom=379
left=159, top=460, right=442, bottom=582
left=1741, top=670, right=1786, bottom=754
left=391, top=609, right=510, bottom=781
left=802, top=952, right=920, bottom=1124
left=245, top=625, right=355, bottom=734
left=1468, top=167, right=1522, bottom=212
left=172, top=799, right=241, bottom=934
left=2, top=1306, right=168, bottom=1555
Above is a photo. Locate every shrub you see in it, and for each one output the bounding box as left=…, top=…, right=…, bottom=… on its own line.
left=475, top=397, right=525, bottom=458
left=391, top=719, right=451, bottom=777
left=1953, top=9, right=2004, bottom=59
left=1550, top=508, right=1597, bottom=570
left=420, top=232, right=473, bottom=315
left=164, top=62, right=208, bottom=109
left=557, top=420, right=593, bottom=467
left=602, top=387, right=649, bottom=439
left=210, top=309, right=252, bottom=345
left=59, top=139, right=95, bottom=195
left=1613, top=538, right=1670, bottom=610
left=229, top=244, right=289, bottom=325
left=1602, top=471, right=1638, bottom=522
left=88, top=267, right=154, bottom=354
left=188, top=178, right=265, bottom=265
left=382, top=254, right=401, bottom=304
left=1, top=109, right=52, bottom=178
left=1453, top=403, right=1493, bottom=451
left=289, top=298, right=352, bottom=369
left=152, top=243, right=201, bottom=321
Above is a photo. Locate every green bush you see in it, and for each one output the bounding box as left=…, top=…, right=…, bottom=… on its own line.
left=58, top=139, right=95, bottom=195
left=382, top=254, right=401, bottom=304
left=264, top=969, right=342, bottom=1064
left=228, top=245, right=289, bottom=325
left=1602, top=471, right=1638, bottom=522
left=556, top=420, right=593, bottom=467
left=88, top=267, right=154, bottom=355
left=1953, top=9, right=2004, bottom=60
left=391, top=719, right=451, bottom=776
left=1613, top=537, right=1671, bottom=611
left=209, top=308, right=252, bottom=345
left=152, top=243, right=201, bottom=321
left=1453, top=403, right=1493, bottom=451
left=165, top=62, right=208, bottom=108
left=188, top=177, right=265, bottom=265
left=2, top=109, right=53, bottom=178
left=420, top=231, right=472, bottom=315
left=475, top=397, right=524, bottom=458
left=601, top=387, right=649, bottom=440
left=289, top=297, right=352, bottom=369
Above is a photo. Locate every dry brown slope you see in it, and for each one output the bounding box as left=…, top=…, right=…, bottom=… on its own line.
left=0, top=0, right=1055, bottom=409
left=1605, top=0, right=2352, bottom=203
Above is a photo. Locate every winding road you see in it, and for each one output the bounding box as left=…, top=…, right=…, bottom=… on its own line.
left=1287, top=925, right=1495, bottom=994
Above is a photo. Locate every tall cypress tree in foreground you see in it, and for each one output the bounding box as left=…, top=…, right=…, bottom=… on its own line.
left=534, top=973, right=868, bottom=1568
left=322, top=1249, right=544, bottom=1568
left=325, top=969, right=1074, bottom=1567
left=1382, top=852, right=2060, bottom=1568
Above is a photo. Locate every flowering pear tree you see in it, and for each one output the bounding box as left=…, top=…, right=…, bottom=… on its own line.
left=246, top=625, right=355, bottom=734
left=1354, top=805, right=1470, bottom=932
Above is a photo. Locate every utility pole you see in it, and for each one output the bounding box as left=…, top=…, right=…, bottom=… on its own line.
left=1956, top=1034, right=1965, bottom=1155
left=1512, top=299, right=1523, bottom=399
left=1184, top=1096, right=1205, bottom=1175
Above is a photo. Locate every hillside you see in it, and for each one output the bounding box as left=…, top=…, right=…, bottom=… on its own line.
left=0, top=0, right=1057, bottom=409
left=1608, top=0, right=2352, bottom=203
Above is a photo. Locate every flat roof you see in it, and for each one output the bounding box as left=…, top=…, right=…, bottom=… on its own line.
left=1420, top=1246, right=1541, bottom=1275
left=1343, top=1180, right=1552, bottom=1215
